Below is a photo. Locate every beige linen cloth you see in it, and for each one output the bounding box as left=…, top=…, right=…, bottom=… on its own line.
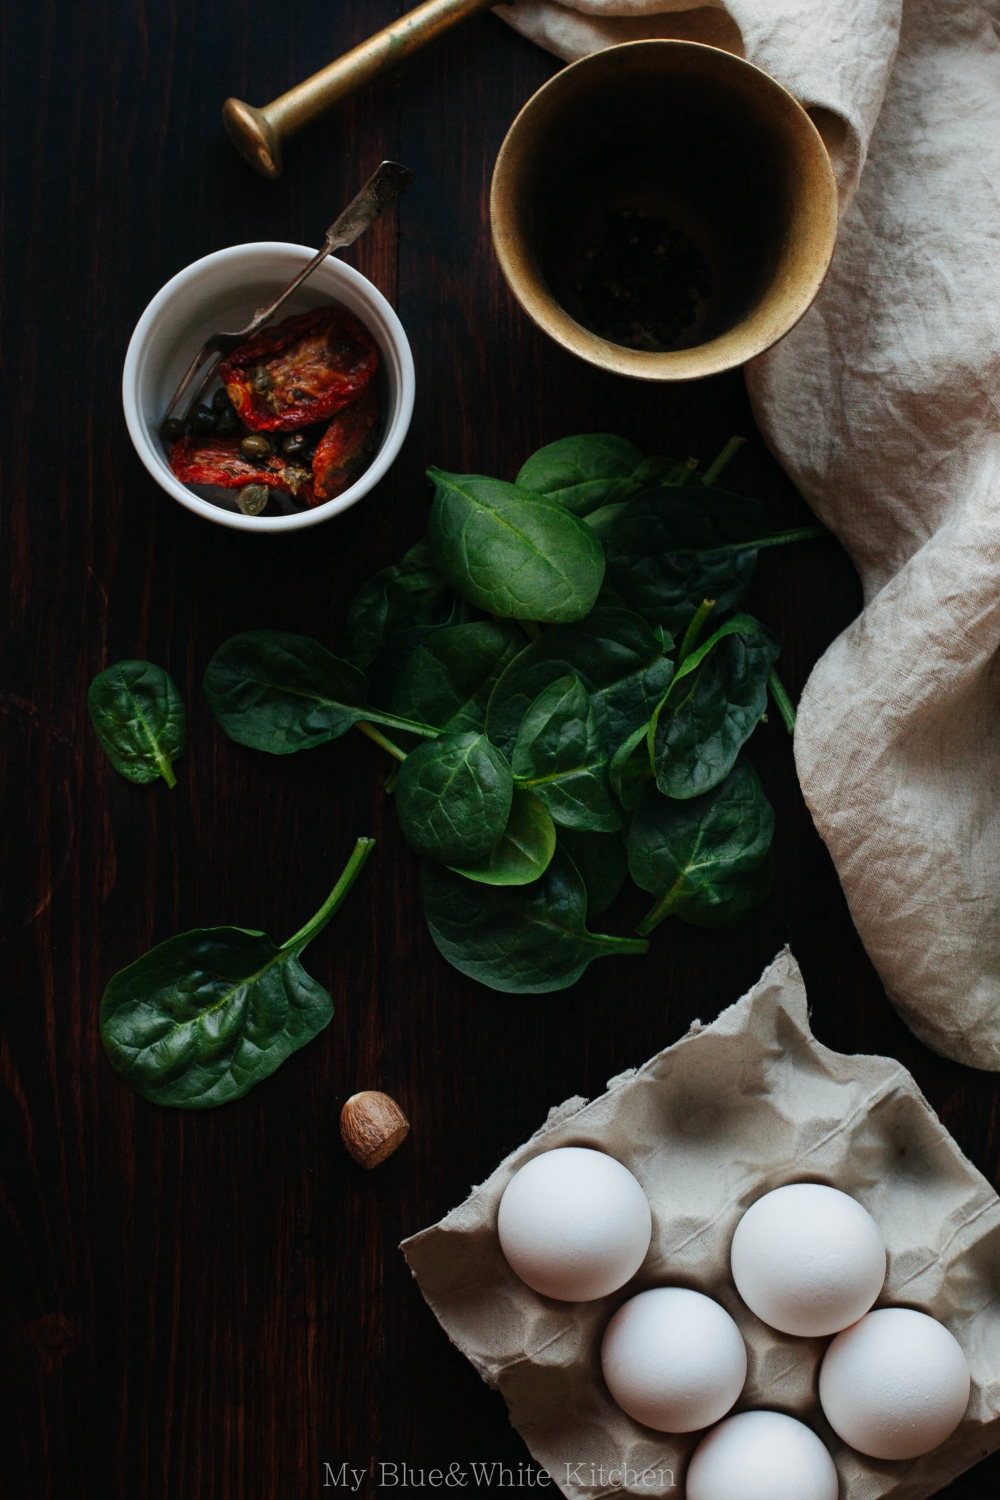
left=495, top=0, right=1000, bottom=1069
left=402, top=951, right=1000, bottom=1498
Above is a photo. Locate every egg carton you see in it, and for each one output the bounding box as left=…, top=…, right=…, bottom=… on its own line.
left=402, top=948, right=1000, bottom=1500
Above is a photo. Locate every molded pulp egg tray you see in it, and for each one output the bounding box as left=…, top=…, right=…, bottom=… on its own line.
left=402, top=951, right=1000, bottom=1500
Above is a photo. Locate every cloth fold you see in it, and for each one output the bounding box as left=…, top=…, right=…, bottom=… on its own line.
left=497, top=0, right=1000, bottom=1068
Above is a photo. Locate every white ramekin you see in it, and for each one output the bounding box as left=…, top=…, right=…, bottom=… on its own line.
left=122, top=242, right=415, bottom=533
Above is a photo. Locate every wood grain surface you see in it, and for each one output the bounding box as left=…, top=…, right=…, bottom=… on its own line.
left=2, top=3, right=997, bottom=1496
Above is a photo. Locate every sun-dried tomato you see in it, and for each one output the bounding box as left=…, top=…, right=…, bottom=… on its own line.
left=218, top=305, right=378, bottom=434
left=168, top=437, right=315, bottom=503
left=312, top=385, right=381, bottom=501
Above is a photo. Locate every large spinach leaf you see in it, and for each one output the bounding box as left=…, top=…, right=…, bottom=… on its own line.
left=204, top=630, right=437, bottom=754
left=450, top=789, right=556, bottom=886
left=627, top=763, right=774, bottom=935
left=512, top=675, right=621, bottom=832
left=422, top=847, right=647, bottom=993
left=343, top=540, right=459, bottom=670
left=100, top=838, right=375, bottom=1108
left=389, top=620, right=523, bottom=733
left=395, top=732, right=513, bottom=865
left=427, top=468, right=605, bottom=623
left=651, top=614, right=780, bottom=799
left=606, top=486, right=817, bottom=634
left=88, top=659, right=186, bottom=788
left=487, top=607, right=673, bottom=759
left=516, top=434, right=642, bottom=516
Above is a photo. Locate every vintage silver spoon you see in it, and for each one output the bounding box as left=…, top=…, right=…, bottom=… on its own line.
left=163, top=159, right=415, bottom=423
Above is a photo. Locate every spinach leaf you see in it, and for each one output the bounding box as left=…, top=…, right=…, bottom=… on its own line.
left=450, top=789, right=556, bottom=886
left=395, top=732, right=513, bottom=865
left=427, top=468, right=605, bottom=623
left=88, top=660, right=186, bottom=789
left=605, top=486, right=770, bottom=633
left=651, top=614, right=780, bottom=799
left=487, top=607, right=673, bottom=759
left=610, top=724, right=654, bottom=812
left=558, top=830, right=628, bottom=919
left=422, top=847, right=647, bottom=993
left=678, top=847, right=776, bottom=929
left=100, top=838, right=375, bottom=1108
left=389, top=621, right=524, bottom=733
left=204, top=630, right=437, bottom=754
left=512, top=675, right=621, bottom=832
left=343, top=540, right=459, bottom=670
left=516, top=434, right=642, bottom=516
left=627, top=763, right=774, bottom=935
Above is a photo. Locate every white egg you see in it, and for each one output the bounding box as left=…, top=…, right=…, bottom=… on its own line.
left=730, top=1183, right=886, bottom=1336
left=819, top=1306, right=971, bottom=1459
left=601, top=1287, right=747, bottom=1433
left=497, top=1147, right=651, bottom=1301
left=686, top=1410, right=839, bottom=1500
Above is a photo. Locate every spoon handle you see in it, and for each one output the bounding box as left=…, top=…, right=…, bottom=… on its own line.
left=164, top=162, right=415, bottom=420
left=241, top=161, right=416, bottom=336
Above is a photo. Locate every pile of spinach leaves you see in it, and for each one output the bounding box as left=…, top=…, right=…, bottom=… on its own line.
left=205, top=434, right=823, bottom=994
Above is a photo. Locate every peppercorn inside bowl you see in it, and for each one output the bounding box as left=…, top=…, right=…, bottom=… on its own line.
left=122, top=243, right=415, bottom=532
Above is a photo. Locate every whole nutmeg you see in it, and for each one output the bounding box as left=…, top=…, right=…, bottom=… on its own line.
left=340, top=1090, right=410, bottom=1169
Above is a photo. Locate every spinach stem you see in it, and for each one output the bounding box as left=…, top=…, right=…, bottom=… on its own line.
left=636, top=889, right=679, bottom=937
left=591, top=933, right=649, bottom=955
left=518, top=619, right=542, bottom=642
left=281, top=837, right=376, bottom=952
left=678, top=598, right=716, bottom=664
left=356, top=720, right=408, bottom=762
left=702, top=435, right=746, bottom=486
left=677, top=457, right=700, bottom=487
left=734, top=525, right=828, bottom=553
left=767, top=669, right=797, bottom=735
left=156, top=752, right=178, bottom=789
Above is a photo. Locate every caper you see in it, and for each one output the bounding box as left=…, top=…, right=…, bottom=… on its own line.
left=283, top=466, right=312, bottom=496
left=188, top=404, right=216, bottom=435
left=280, top=431, right=309, bottom=458
left=160, top=417, right=185, bottom=444
left=211, top=386, right=234, bottom=412
left=236, top=483, right=269, bottom=516
left=250, top=365, right=275, bottom=393
left=214, top=406, right=239, bottom=435
left=240, top=434, right=273, bottom=460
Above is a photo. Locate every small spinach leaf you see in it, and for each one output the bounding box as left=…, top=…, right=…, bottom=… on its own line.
left=88, top=660, right=186, bottom=789
left=516, top=434, right=642, bottom=516
left=558, top=830, right=628, bottom=919
left=422, top=847, right=647, bottom=993
left=610, top=723, right=655, bottom=812
left=100, top=838, right=375, bottom=1108
left=395, top=732, right=513, bottom=865
left=427, top=468, right=605, bottom=623
left=487, top=607, right=673, bottom=759
left=389, top=621, right=524, bottom=733
left=628, top=763, right=774, bottom=935
left=450, top=789, right=556, bottom=886
left=512, top=675, right=621, bottom=832
left=343, top=540, right=458, bottom=669
left=204, top=630, right=437, bottom=754
left=651, top=614, right=780, bottom=799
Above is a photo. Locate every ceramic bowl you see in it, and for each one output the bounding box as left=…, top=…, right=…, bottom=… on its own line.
left=122, top=241, right=415, bottom=532
left=491, top=40, right=838, bottom=381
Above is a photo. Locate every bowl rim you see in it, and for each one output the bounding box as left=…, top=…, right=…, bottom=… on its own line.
left=490, top=39, right=839, bottom=382
left=122, top=241, right=415, bottom=533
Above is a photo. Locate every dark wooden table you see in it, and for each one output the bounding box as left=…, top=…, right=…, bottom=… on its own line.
left=2, top=4, right=997, bottom=1496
